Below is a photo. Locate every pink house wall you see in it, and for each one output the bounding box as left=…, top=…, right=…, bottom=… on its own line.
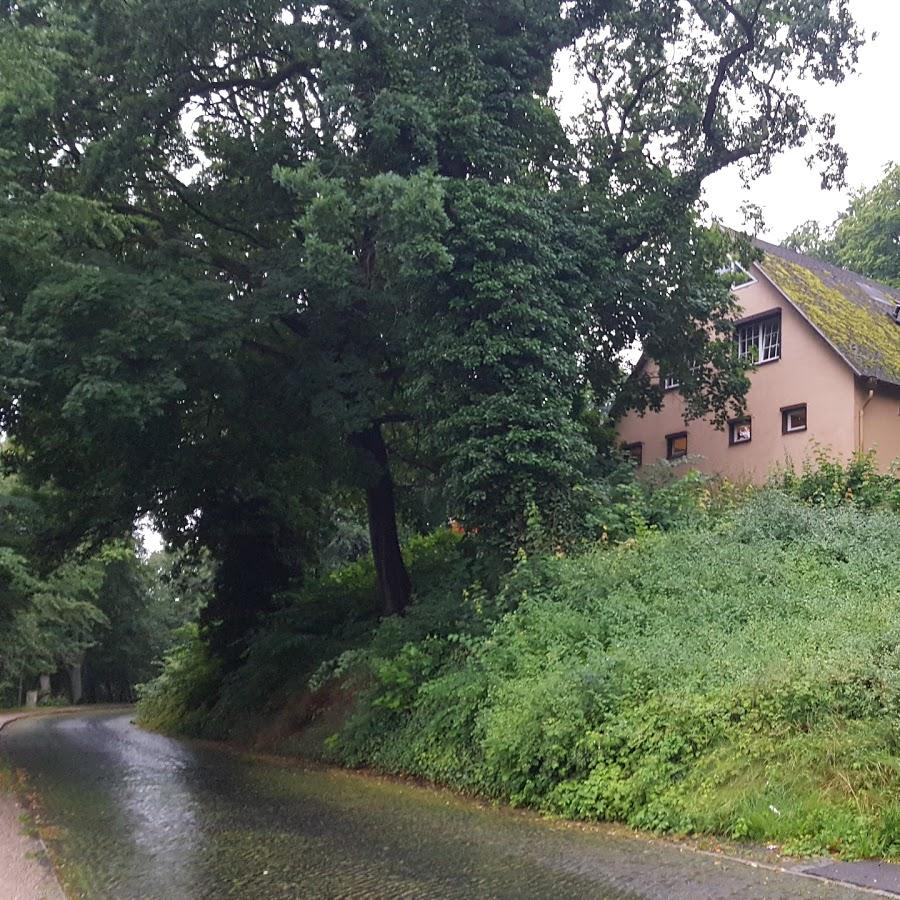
left=858, top=383, right=900, bottom=473
left=616, top=264, right=861, bottom=483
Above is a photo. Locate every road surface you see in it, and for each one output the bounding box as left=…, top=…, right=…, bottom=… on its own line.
left=0, top=710, right=881, bottom=899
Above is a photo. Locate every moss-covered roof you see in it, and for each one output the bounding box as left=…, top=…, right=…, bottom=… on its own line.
left=756, top=239, right=900, bottom=387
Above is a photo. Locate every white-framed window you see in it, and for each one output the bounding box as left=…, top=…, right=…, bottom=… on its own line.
left=736, top=314, right=781, bottom=363
left=718, top=260, right=757, bottom=289
left=782, top=404, right=807, bottom=434
left=663, top=361, right=700, bottom=391
left=729, top=418, right=751, bottom=445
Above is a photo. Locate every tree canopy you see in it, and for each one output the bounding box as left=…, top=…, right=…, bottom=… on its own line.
left=785, top=163, right=900, bottom=287
left=0, top=1, right=864, bottom=659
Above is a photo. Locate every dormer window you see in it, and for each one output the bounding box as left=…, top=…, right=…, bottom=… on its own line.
left=718, top=259, right=756, bottom=289
left=736, top=312, right=781, bottom=363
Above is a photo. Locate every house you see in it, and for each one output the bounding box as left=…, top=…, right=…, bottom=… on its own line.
left=615, top=239, right=900, bottom=481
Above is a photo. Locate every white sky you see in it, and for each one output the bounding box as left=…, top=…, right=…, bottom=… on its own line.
left=554, top=0, right=899, bottom=242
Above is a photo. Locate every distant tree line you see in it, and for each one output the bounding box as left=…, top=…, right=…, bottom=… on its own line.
left=0, top=470, right=205, bottom=706
left=785, top=164, right=900, bottom=287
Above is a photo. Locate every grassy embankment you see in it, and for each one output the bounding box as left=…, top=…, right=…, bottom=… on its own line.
left=138, top=457, right=900, bottom=859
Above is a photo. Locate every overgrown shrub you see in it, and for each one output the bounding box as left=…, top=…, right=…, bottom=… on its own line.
left=138, top=528, right=472, bottom=737
left=330, top=492, right=900, bottom=857
left=135, top=624, right=221, bottom=737
left=137, top=460, right=900, bottom=859
left=774, top=449, right=900, bottom=510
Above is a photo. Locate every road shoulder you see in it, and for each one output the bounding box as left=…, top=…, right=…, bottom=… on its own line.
left=0, top=786, right=64, bottom=900
left=0, top=707, right=126, bottom=900
left=0, top=712, right=64, bottom=900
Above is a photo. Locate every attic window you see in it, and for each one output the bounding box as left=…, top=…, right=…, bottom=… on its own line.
left=718, top=260, right=756, bottom=289
left=663, top=362, right=700, bottom=390
left=736, top=313, right=781, bottom=363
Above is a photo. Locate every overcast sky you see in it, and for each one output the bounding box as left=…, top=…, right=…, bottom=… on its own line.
left=555, top=0, right=899, bottom=243
left=704, top=0, right=899, bottom=241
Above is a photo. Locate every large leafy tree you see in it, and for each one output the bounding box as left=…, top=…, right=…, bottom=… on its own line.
left=786, top=164, right=900, bottom=286
left=0, top=1, right=862, bottom=651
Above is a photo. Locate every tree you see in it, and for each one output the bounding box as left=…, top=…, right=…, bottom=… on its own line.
left=0, top=2, right=863, bottom=651
left=84, top=546, right=210, bottom=702
left=0, top=471, right=197, bottom=705
left=0, top=475, right=107, bottom=704
left=784, top=219, right=831, bottom=259
left=785, top=164, right=900, bottom=287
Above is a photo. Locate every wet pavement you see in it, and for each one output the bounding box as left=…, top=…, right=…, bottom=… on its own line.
left=805, top=862, right=900, bottom=895
left=0, top=710, right=881, bottom=899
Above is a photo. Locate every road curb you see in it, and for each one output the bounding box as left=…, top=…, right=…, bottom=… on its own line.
left=0, top=704, right=134, bottom=735
left=0, top=714, right=68, bottom=900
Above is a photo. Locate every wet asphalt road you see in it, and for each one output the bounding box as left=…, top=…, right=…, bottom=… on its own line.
left=0, top=711, right=876, bottom=899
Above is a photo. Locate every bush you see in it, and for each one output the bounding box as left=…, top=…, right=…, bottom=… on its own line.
left=138, top=528, right=473, bottom=738
left=329, top=492, right=900, bottom=857
left=774, top=449, right=900, bottom=510
left=135, top=624, right=221, bottom=737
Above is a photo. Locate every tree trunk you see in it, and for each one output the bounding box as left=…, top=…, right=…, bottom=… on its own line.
left=39, top=674, right=51, bottom=698
left=199, top=497, right=296, bottom=673
left=68, top=660, right=83, bottom=705
left=353, top=424, right=412, bottom=617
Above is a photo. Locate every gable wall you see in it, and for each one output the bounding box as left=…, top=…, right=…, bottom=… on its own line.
left=616, top=264, right=858, bottom=483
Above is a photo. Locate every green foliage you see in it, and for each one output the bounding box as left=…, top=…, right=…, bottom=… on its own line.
left=137, top=528, right=472, bottom=736
left=83, top=547, right=210, bottom=702
left=586, top=463, right=752, bottom=544
left=787, top=164, right=900, bottom=288
left=327, top=492, right=900, bottom=858
left=0, top=0, right=863, bottom=645
left=135, top=624, right=222, bottom=737
left=773, top=449, right=900, bottom=510
left=0, top=474, right=108, bottom=702
left=0, top=471, right=198, bottom=705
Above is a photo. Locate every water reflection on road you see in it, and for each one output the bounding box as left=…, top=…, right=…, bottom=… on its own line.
left=0, top=712, right=866, bottom=899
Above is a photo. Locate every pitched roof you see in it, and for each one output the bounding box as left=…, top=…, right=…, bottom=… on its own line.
left=753, top=238, right=900, bottom=387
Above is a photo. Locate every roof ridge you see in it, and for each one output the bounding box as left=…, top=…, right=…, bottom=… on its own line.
left=751, top=236, right=900, bottom=301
